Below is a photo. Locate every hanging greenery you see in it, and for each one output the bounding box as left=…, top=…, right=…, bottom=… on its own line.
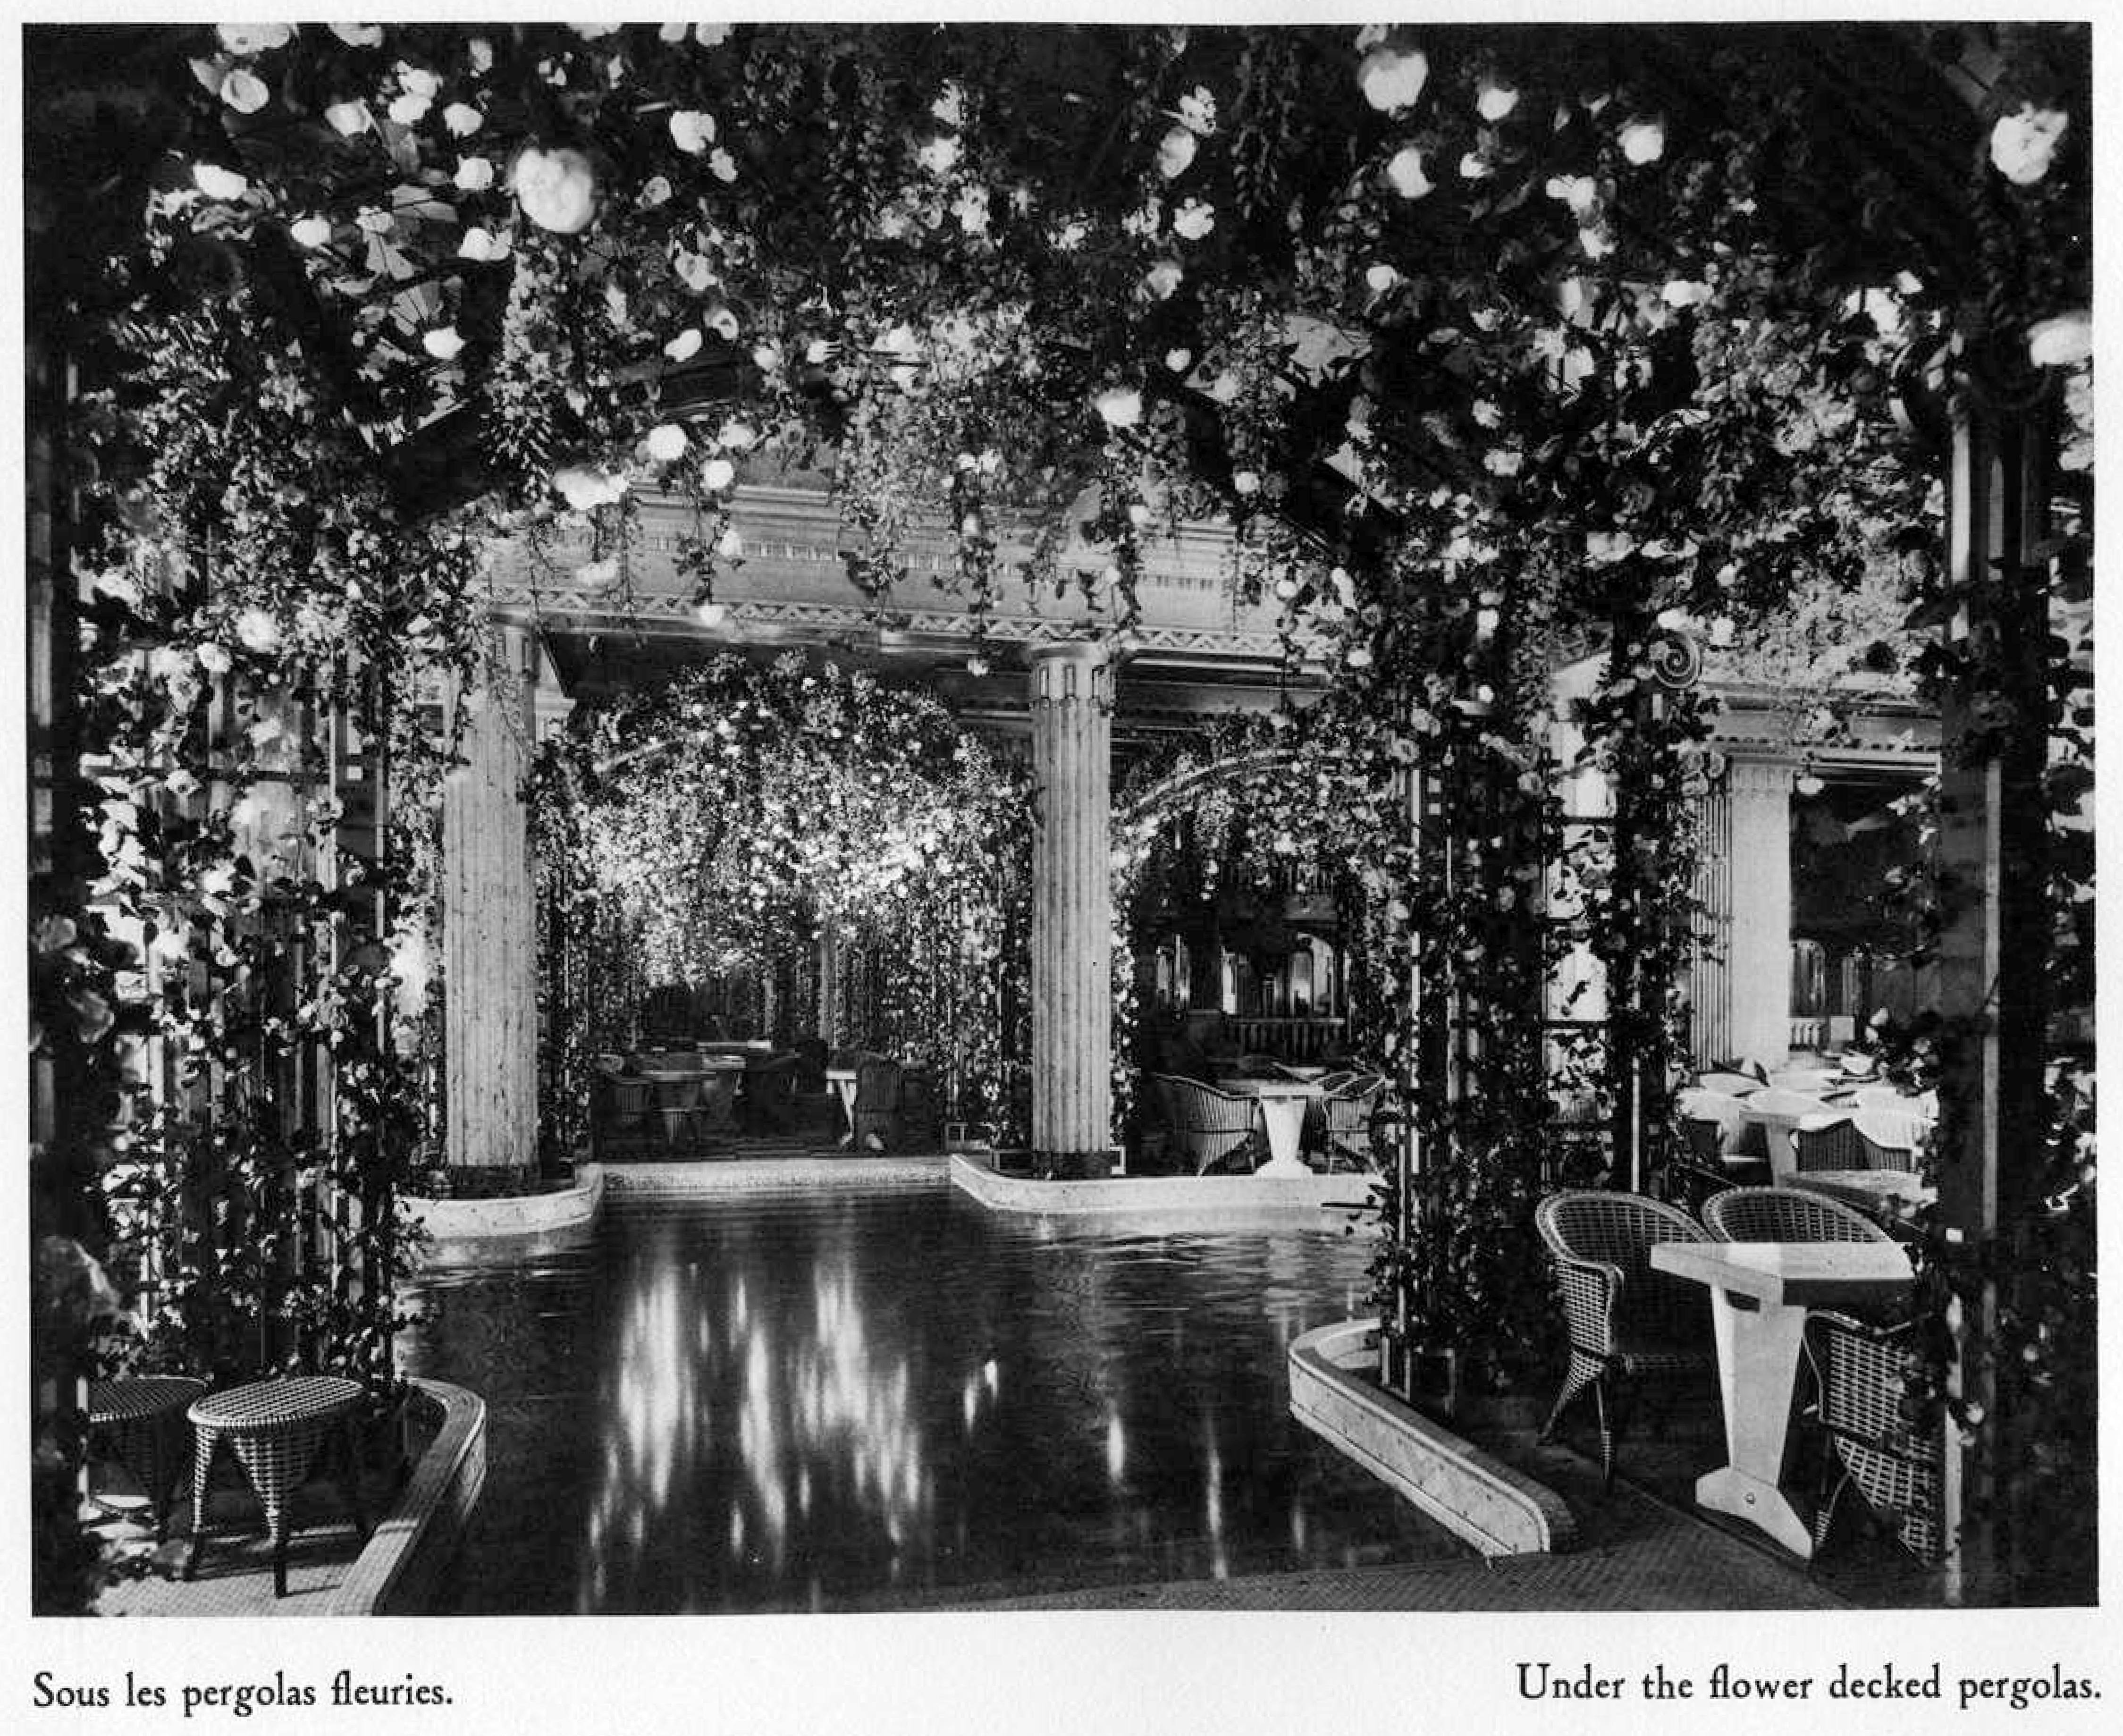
left=535, top=654, right=1034, bottom=1139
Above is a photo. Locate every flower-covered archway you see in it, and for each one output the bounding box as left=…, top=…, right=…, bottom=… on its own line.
left=535, top=655, right=1032, bottom=1145
left=24, top=21, right=2090, bottom=1607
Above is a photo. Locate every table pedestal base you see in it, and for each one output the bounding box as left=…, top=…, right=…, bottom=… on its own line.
left=1254, top=1155, right=1314, bottom=1179
left=1694, top=1465, right=1814, bottom=1558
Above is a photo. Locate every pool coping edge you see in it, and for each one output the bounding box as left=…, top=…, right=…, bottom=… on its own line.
left=1289, top=1318, right=1576, bottom=1558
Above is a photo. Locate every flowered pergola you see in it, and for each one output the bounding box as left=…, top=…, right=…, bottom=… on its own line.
left=25, top=22, right=2089, bottom=1606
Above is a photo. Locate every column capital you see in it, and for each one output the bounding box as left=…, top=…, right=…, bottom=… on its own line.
left=1026, top=637, right=1115, bottom=713
left=1725, top=754, right=1794, bottom=798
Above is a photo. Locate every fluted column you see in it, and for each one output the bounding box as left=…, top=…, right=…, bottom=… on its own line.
left=1725, top=755, right=1794, bottom=1070
left=442, top=625, right=539, bottom=1173
left=1028, top=640, right=1114, bottom=1178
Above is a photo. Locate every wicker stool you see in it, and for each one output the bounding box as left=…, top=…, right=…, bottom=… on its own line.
left=85, top=1375, right=208, bottom=1543
left=184, top=1376, right=370, bottom=1598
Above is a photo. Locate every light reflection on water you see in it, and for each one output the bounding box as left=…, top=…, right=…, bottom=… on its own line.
left=401, top=1188, right=1466, bottom=1612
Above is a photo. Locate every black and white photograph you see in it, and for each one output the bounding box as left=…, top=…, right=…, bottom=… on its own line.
left=12, top=8, right=2104, bottom=1727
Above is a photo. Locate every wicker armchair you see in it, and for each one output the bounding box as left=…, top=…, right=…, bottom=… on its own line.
left=1793, top=1114, right=1912, bottom=1174
left=1806, top=1310, right=1943, bottom=1562
left=851, top=1056, right=903, bottom=1152
left=1315, top=1076, right=1385, bottom=1172
left=1154, top=1073, right=1261, bottom=1174
left=1702, top=1185, right=1893, bottom=1245
left=1534, top=1191, right=1716, bottom=1488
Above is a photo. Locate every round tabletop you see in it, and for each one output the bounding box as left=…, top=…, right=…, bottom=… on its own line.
left=1229, top=1078, right=1324, bottom=1099
left=88, top=1375, right=207, bottom=1427
left=188, top=1375, right=365, bottom=1434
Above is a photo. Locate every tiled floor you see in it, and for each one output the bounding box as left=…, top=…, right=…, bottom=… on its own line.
left=89, top=1477, right=388, bottom=1618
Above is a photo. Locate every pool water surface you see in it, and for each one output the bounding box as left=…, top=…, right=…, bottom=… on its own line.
left=400, top=1185, right=1467, bottom=1612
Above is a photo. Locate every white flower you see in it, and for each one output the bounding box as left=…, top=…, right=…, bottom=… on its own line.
left=387, top=91, right=432, bottom=126
left=932, top=82, right=966, bottom=128
left=1476, top=77, right=1518, bottom=121
left=458, top=226, right=508, bottom=261
left=1163, top=347, right=1192, bottom=372
left=1171, top=198, right=1215, bottom=240
left=1660, top=278, right=1712, bottom=307
left=512, top=145, right=598, bottom=234
left=717, top=417, right=757, bottom=450
left=705, top=304, right=739, bottom=342
left=708, top=149, right=738, bottom=184
left=421, top=326, right=464, bottom=360
left=1232, top=470, right=1260, bottom=496
left=1140, top=259, right=1183, bottom=301
left=1617, top=117, right=1665, bottom=165
left=645, top=423, right=689, bottom=463
left=670, top=110, right=716, bottom=154
left=454, top=156, right=495, bottom=191
left=701, top=456, right=736, bottom=492
left=1155, top=126, right=1197, bottom=179
left=1094, top=386, right=1143, bottom=429
left=1384, top=146, right=1432, bottom=199
left=1365, top=263, right=1399, bottom=293
left=1989, top=105, right=2069, bottom=186
left=750, top=341, right=783, bottom=373
left=1578, top=226, right=1613, bottom=260
left=192, top=163, right=249, bottom=200
left=951, top=184, right=991, bottom=235
left=695, top=25, right=732, bottom=48
left=1459, top=152, right=1491, bottom=180
left=329, top=24, right=382, bottom=49
left=1176, top=86, right=1217, bottom=135
left=355, top=206, right=393, bottom=235
left=220, top=69, right=270, bottom=114
left=552, top=466, right=628, bottom=511
left=1483, top=447, right=1523, bottom=477
left=716, top=524, right=743, bottom=559
left=289, top=214, right=333, bottom=249
left=665, top=328, right=703, bottom=362
left=2027, top=309, right=2092, bottom=368
left=917, top=135, right=961, bottom=176
left=196, top=641, right=232, bottom=675
left=324, top=99, right=371, bottom=137
left=444, top=102, right=484, bottom=138
left=217, top=24, right=292, bottom=55
left=1544, top=174, right=1598, bottom=215
left=234, top=607, right=280, bottom=653
left=1345, top=645, right=1374, bottom=670
left=1358, top=45, right=1429, bottom=114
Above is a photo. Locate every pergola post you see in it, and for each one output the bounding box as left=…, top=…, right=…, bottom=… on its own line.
left=1027, top=640, right=1114, bottom=1178
left=441, top=623, right=541, bottom=1175
left=1724, top=756, right=1795, bottom=1069
left=1932, top=387, right=2053, bottom=1601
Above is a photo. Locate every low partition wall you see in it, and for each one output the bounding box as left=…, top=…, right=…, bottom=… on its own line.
left=951, top=1153, right=1367, bottom=1216
left=1288, top=1318, right=1576, bottom=1558
left=324, top=1378, right=486, bottom=1616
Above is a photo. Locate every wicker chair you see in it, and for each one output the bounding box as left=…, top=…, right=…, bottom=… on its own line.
left=1793, top=1114, right=1912, bottom=1174
left=1155, top=1073, right=1261, bottom=1174
left=851, top=1056, right=903, bottom=1152
left=742, top=1053, right=802, bottom=1134
left=1315, top=1076, right=1385, bottom=1172
left=1806, top=1310, right=1944, bottom=1562
left=1702, top=1185, right=1893, bottom=1245
left=1534, top=1191, right=1716, bottom=1488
